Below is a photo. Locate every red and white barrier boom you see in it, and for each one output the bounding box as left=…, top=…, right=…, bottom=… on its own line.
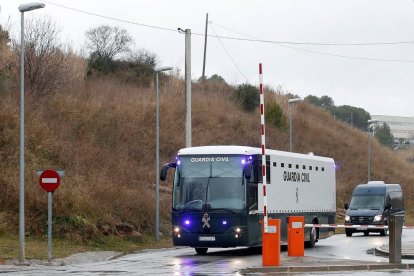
left=259, top=63, right=268, bottom=233
left=304, top=223, right=414, bottom=229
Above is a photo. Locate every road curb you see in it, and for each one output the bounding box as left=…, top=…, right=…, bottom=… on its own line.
left=375, top=246, right=414, bottom=260
left=241, top=263, right=414, bottom=274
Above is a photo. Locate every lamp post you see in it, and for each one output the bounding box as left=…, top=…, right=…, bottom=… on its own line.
left=288, top=98, right=302, bottom=152
left=18, top=2, right=45, bottom=264
left=367, top=119, right=378, bottom=182
left=155, top=66, right=172, bottom=241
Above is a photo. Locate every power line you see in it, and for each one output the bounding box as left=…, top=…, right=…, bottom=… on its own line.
left=207, top=21, right=414, bottom=63
left=40, top=0, right=177, bottom=33
left=40, top=0, right=414, bottom=63
left=41, top=0, right=414, bottom=47
left=209, top=22, right=414, bottom=47
left=209, top=23, right=249, bottom=83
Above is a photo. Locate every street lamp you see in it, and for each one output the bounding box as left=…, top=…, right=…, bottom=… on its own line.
left=288, top=98, right=302, bottom=152
left=367, top=119, right=378, bottom=182
left=18, top=2, right=45, bottom=264
left=155, top=66, right=173, bottom=241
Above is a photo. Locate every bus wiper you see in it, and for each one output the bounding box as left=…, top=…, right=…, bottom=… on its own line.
left=209, top=208, right=240, bottom=216
left=175, top=209, right=196, bottom=215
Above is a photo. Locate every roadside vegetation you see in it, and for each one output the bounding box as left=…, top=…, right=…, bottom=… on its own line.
left=1, top=17, right=413, bottom=260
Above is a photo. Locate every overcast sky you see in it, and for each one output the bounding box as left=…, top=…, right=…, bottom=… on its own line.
left=2, top=0, right=414, bottom=116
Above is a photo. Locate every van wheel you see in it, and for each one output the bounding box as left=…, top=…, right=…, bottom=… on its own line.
left=305, top=227, right=317, bottom=248
left=364, top=231, right=369, bottom=236
left=195, top=247, right=208, bottom=255
left=345, top=229, right=353, bottom=237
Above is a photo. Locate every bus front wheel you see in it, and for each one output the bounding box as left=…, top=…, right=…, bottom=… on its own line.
left=195, top=247, right=208, bottom=255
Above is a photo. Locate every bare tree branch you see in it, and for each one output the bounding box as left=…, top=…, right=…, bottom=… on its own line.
left=86, top=25, right=133, bottom=60
left=12, top=15, right=83, bottom=97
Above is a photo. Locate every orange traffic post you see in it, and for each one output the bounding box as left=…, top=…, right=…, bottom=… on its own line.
left=262, top=219, right=281, bottom=266
left=287, top=216, right=305, bottom=257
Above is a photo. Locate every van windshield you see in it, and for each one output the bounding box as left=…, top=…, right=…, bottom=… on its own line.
left=349, top=195, right=385, bottom=210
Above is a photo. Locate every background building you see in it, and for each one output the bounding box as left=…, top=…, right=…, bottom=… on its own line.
left=371, top=115, right=414, bottom=145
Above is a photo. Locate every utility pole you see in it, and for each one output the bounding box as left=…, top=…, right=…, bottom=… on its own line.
left=202, top=13, right=208, bottom=81
left=185, top=29, right=192, bottom=147
left=350, top=112, right=353, bottom=128
left=367, top=119, right=378, bottom=182
left=288, top=98, right=302, bottom=152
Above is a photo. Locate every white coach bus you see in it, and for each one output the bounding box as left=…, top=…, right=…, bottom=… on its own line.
left=160, top=146, right=336, bottom=254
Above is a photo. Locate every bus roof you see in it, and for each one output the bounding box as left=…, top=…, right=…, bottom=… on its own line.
left=177, top=145, right=334, bottom=162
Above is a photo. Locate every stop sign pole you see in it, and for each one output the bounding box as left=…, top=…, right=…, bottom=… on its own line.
left=37, top=169, right=63, bottom=263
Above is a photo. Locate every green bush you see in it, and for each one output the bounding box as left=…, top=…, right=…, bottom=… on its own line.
left=234, top=84, right=259, bottom=112
left=87, top=51, right=115, bottom=74
left=265, top=101, right=287, bottom=129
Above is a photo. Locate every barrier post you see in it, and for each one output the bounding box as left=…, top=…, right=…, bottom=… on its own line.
left=287, top=216, right=304, bottom=256
left=262, top=219, right=281, bottom=266
left=389, top=214, right=403, bottom=263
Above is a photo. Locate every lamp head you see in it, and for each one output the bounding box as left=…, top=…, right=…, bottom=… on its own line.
left=155, top=66, right=173, bottom=73
left=19, top=2, right=45, bottom=12
left=288, top=98, right=302, bottom=104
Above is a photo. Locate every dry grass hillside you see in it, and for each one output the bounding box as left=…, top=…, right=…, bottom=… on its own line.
left=1, top=68, right=413, bottom=242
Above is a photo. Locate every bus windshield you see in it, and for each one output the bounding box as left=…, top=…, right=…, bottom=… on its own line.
left=173, top=155, right=246, bottom=211
left=349, top=194, right=385, bottom=210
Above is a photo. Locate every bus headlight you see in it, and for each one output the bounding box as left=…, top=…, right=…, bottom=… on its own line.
left=345, top=216, right=350, bottom=222
left=233, top=227, right=243, bottom=238
left=374, top=215, right=383, bottom=222
left=173, top=226, right=181, bottom=238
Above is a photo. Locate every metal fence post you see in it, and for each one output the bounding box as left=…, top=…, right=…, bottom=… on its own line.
left=389, top=214, right=403, bottom=263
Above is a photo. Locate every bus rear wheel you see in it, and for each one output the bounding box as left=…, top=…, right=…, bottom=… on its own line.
left=195, top=247, right=208, bottom=255
left=305, top=227, right=317, bottom=248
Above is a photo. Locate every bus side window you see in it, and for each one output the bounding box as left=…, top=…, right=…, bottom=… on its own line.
left=254, top=157, right=270, bottom=184
left=248, top=183, right=258, bottom=210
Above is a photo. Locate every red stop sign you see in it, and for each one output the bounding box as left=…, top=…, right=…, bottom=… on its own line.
left=39, top=169, right=61, bottom=192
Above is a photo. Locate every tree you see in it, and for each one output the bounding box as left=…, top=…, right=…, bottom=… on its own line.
left=208, top=74, right=226, bottom=84
left=330, top=105, right=371, bottom=130
left=86, top=25, right=133, bottom=73
left=197, top=74, right=227, bottom=84
left=13, top=16, right=76, bottom=96
left=0, top=25, right=12, bottom=92
left=374, top=123, right=394, bottom=148
left=234, top=84, right=259, bottom=112
left=305, top=94, right=371, bottom=130
left=305, top=94, right=334, bottom=108
left=320, top=95, right=334, bottom=107
left=115, top=48, right=158, bottom=86
left=304, top=95, right=322, bottom=106
left=0, top=25, right=10, bottom=45
left=265, top=101, right=286, bottom=129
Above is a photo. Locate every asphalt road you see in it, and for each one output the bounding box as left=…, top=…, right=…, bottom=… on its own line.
left=2, top=230, right=414, bottom=275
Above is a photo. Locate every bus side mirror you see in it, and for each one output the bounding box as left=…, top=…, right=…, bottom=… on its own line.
left=344, top=203, right=349, bottom=210
left=160, top=163, right=176, bottom=181
left=243, top=164, right=251, bottom=179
